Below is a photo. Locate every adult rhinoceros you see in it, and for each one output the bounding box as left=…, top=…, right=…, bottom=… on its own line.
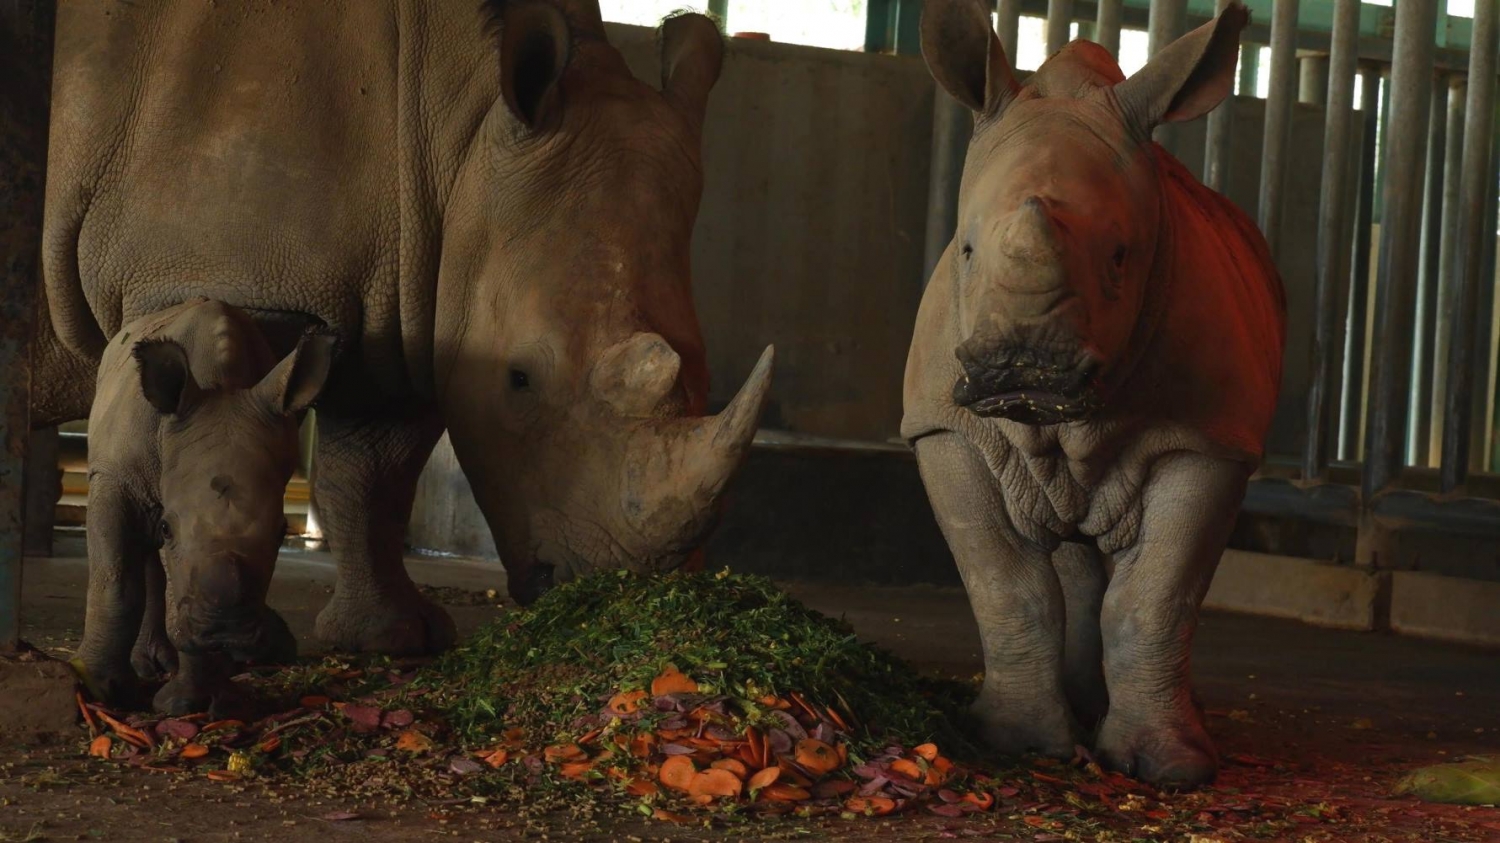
left=32, top=0, right=773, bottom=660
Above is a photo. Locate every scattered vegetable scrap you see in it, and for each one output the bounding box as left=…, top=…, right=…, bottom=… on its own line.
left=72, top=570, right=1500, bottom=840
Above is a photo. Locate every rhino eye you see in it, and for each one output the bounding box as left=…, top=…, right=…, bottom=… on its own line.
left=1111, top=245, right=1128, bottom=268
left=961, top=243, right=973, bottom=261
left=157, top=518, right=172, bottom=547
left=509, top=368, right=531, bottom=391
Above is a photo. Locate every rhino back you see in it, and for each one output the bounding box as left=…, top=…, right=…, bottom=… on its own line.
left=44, top=1, right=497, bottom=405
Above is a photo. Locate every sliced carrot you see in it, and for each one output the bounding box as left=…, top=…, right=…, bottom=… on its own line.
left=747, top=766, right=781, bottom=791
left=180, top=743, right=210, bottom=759
left=299, top=695, right=331, bottom=708
left=658, top=755, right=697, bottom=792
left=760, top=783, right=811, bottom=802
left=628, top=733, right=656, bottom=758
left=651, top=666, right=699, bottom=696
left=837, top=743, right=849, bottom=766
left=651, top=809, right=693, bottom=823
left=77, top=692, right=99, bottom=736
left=687, top=768, right=744, bottom=800
left=395, top=730, right=433, bottom=753
left=793, top=739, right=841, bottom=776
left=543, top=743, right=586, bottom=762
left=96, top=712, right=153, bottom=748
left=746, top=727, right=767, bottom=768
left=913, top=743, right=939, bottom=762
left=845, top=795, right=897, bottom=816
left=88, top=735, right=112, bottom=759
left=625, top=778, right=659, bottom=797
left=825, top=705, right=850, bottom=731
left=199, top=719, right=245, bottom=733
left=477, top=748, right=509, bottom=768
left=775, top=757, right=814, bottom=787
left=889, top=758, right=924, bottom=782
left=786, top=691, right=821, bottom=722
left=258, top=736, right=282, bottom=753
left=206, top=769, right=241, bottom=782
left=607, top=689, right=648, bottom=716
left=577, top=728, right=602, bottom=745
left=963, top=791, right=995, bottom=811
left=932, top=756, right=955, bottom=781
left=756, top=695, right=782, bottom=708
left=559, top=761, right=594, bottom=780
left=711, top=758, right=749, bottom=780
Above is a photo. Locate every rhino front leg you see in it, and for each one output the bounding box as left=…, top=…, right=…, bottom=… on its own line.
left=1095, top=451, right=1248, bottom=788
left=78, top=480, right=151, bottom=707
left=915, top=432, right=1077, bottom=758
left=1054, top=541, right=1108, bottom=730
left=312, top=410, right=455, bottom=655
left=131, top=553, right=178, bottom=680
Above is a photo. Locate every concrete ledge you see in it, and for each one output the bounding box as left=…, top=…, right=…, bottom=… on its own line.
left=1390, top=571, right=1500, bottom=648
left=1204, top=550, right=1388, bottom=630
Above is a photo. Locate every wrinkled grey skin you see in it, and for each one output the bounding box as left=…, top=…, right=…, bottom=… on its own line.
left=33, top=1, right=772, bottom=657
left=82, top=299, right=333, bottom=714
left=905, top=1, right=1284, bottom=787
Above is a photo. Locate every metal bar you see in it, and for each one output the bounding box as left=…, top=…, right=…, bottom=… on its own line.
left=923, top=94, right=972, bottom=288
left=0, top=0, right=56, bottom=653
left=1148, top=0, right=1187, bottom=152
left=1257, top=0, right=1298, bottom=261
left=1430, top=78, right=1467, bottom=466
left=1409, top=73, right=1450, bottom=467
left=1201, top=0, right=1235, bottom=192
left=1476, top=114, right=1500, bottom=472
left=1440, top=0, right=1497, bottom=492
left=1238, top=42, right=1261, bottom=96
left=1338, top=65, right=1382, bottom=462
left=998, top=0, right=1023, bottom=59
left=864, top=0, right=895, bottom=53
left=1299, top=53, right=1329, bottom=105
left=1361, top=0, right=1438, bottom=501
left=894, top=0, right=922, bottom=55
left=707, top=0, right=727, bottom=21
left=1303, top=0, right=1360, bottom=482
left=1095, top=0, right=1122, bottom=55
left=1047, top=0, right=1075, bottom=56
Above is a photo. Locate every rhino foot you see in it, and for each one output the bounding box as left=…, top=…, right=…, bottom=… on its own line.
left=130, top=634, right=179, bottom=681
left=971, top=693, right=1078, bottom=760
left=153, top=675, right=212, bottom=717
left=1094, top=709, right=1217, bottom=789
left=315, top=588, right=456, bottom=656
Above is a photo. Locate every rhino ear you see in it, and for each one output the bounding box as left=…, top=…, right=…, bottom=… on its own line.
left=134, top=340, right=202, bottom=417
left=921, top=0, right=1019, bottom=117
left=1115, top=3, right=1248, bottom=129
left=659, top=12, right=724, bottom=127
left=486, top=0, right=572, bottom=130
left=254, top=332, right=336, bottom=416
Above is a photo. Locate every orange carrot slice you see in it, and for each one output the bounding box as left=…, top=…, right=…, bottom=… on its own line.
left=543, top=743, right=585, bottom=762
left=477, top=748, right=509, bottom=768
left=890, top=758, right=924, bottom=782
left=559, top=761, right=594, bottom=780
left=629, top=733, right=656, bottom=758
left=299, top=695, right=331, bottom=708
left=658, top=755, right=697, bottom=792
left=747, top=766, right=781, bottom=791
left=607, top=690, right=648, bottom=716
left=761, top=783, right=811, bottom=802
left=913, top=743, right=939, bottom=761
left=688, top=768, right=744, bottom=800
left=206, top=770, right=241, bottom=782
left=88, top=735, right=111, bottom=759
left=651, top=666, right=699, bottom=696
left=180, top=743, right=210, bottom=759
left=793, top=739, right=841, bottom=776
left=963, top=791, right=995, bottom=810
left=775, top=757, right=814, bottom=787
left=845, top=795, right=897, bottom=815
left=625, top=778, right=659, bottom=797
left=395, top=730, right=433, bottom=753
left=77, top=692, right=99, bottom=736
left=711, top=758, right=749, bottom=780
left=651, top=809, right=693, bottom=823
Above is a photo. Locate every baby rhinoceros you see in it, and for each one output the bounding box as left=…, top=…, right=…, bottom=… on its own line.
left=77, top=298, right=334, bottom=714
left=904, top=2, right=1284, bottom=787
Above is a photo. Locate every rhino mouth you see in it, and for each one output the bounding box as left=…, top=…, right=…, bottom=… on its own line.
left=952, top=360, right=1101, bottom=425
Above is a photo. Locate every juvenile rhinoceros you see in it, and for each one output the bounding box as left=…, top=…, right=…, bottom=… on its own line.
left=82, top=299, right=333, bottom=713
left=904, top=2, right=1285, bottom=786
left=33, top=1, right=772, bottom=655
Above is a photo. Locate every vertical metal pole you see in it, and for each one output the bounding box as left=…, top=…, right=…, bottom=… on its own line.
left=1429, top=77, right=1466, bottom=466
left=1202, top=0, right=1236, bottom=193
left=1440, top=0, right=1497, bottom=492
left=923, top=95, right=972, bottom=288
left=707, top=0, right=727, bottom=22
left=1410, top=74, right=1450, bottom=466
left=0, top=0, right=55, bottom=653
left=997, top=0, right=1022, bottom=60
left=1299, top=54, right=1330, bottom=105
left=1362, top=0, right=1439, bottom=501
left=1148, top=0, right=1187, bottom=152
left=1046, top=0, right=1073, bottom=57
left=1238, top=43, right=1261, bottom=96
left=1258, top=0, right=1299, bottom=262
left=1303, top=0, right=1360, bottom=481
left=1095, top=0, right=1122, bottom=56
left=1474, top=115, right=1500, bottom=472
left=1339, top=65, right=1382, bottom=462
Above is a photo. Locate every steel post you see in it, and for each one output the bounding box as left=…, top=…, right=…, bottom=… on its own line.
left=1258, top=0, right=1299, bottom=261
left=1202, top=0, right=1236, bottom=192
left=923, top=93, right=973, bottom=288
left=1303, top=0, right=1360, bottom=481
left=1429, top=78, right=1466, bottom=466
left=1339, top=66, right=1383, bottom=462
left=1409, top=74, right=1450, bottom=467
left=1238, top=42, right=1261, bottom=96
left=1299, top=53, right=1330, bottom=105
left=1440, top=0, right=1498, bottom=492
left=998, top=0, right=1023, bottom=59
left=1148, top=0, right=1187, bottom=152
left=1046, top=0, right=1073, bottom=57
left=1095, top=0, right=1122, bottom=56
left=0, top=0, right=55, bottom=653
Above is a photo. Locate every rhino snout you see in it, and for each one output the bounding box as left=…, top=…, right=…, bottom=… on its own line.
left=953, top=344, right=1103, bottom=425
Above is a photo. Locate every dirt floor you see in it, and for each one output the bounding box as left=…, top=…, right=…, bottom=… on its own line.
left=4, top=533, right=1500, bottom=842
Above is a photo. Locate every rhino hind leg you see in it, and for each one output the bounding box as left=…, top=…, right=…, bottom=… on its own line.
left=311, top=409, right=455, bottom=656
left=1053, top=541, right=1108, bottom=731
left=914, top=432, right=1078, bottom=759
left=1094, top=452, right=1247, bottom=789
left=130, top=553, right=179, bottom=680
